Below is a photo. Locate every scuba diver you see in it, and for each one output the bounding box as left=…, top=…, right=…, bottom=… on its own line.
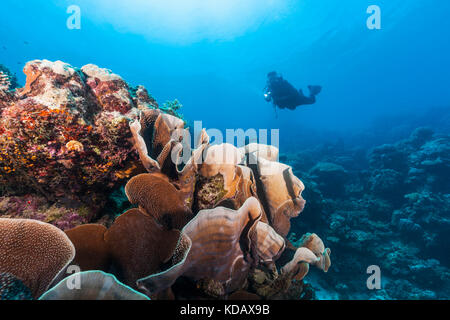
left=263, top=71, right=322, bottom=115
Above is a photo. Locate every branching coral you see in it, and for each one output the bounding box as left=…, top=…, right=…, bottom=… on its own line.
left=160, top=99, right=185, bottom=122
left=0, top=64, right=18, bottom=112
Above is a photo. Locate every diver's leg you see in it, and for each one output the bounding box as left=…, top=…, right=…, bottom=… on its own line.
left=302, top=96, right=316, bottom=104
left=308, top=85, right=322, bottom=96
left=297, top=87, right=318, bottom=105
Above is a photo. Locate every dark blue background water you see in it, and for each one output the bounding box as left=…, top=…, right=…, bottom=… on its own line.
left=2, top=0, right=449, bottom=149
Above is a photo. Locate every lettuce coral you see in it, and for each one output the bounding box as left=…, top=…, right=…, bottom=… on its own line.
left=39, top=271, right=149, bottom=300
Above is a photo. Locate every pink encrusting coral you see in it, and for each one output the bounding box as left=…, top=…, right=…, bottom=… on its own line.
left=0, top=195, right=89, bottom=231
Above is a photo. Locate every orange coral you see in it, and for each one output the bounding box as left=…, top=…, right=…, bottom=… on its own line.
left=65, top=140, right=84, bottom=153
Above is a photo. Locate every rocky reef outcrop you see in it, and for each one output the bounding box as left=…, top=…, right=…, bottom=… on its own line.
left=286, top=127, right=450, bottom=299
left=0, top=60, right=162, bottom=229
left=0, top=60, right=331, bottom=300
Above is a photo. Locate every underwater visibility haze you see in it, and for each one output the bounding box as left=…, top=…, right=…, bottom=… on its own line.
left=0, top=0, right=449, bottom=301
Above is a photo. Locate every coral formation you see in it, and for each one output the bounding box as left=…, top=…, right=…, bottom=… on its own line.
left=250, top=221, right=285, bottom=264
left=0, top=60, right=155, bottom=225
left=137, top=197, right=263, bottom=296
left=104, top=208, right=181, bottom=287
left=65, top=208, right=181, bottom=289
left=253, top=156, right=306, bottom=237
left=0, top=218, right=75, bottom=298
left=0, top=64, right=18, bottom=111
left=0, top=60, right=330, bottom=300
left=39, top=271, right=149, bottom=300
left=286, top=127, right=450, bottom=299
left=160, top=99, right=185, bottom=121
left=65, top=224, right=110, bottom=271
left=124, top=173, right=192, bottom=229
left=0, top=195, right=90, bottom=230
left=0, top=64, right=18, bottom=91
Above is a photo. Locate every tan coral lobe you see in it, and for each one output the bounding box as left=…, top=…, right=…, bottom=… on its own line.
left=0, top=218, right=75, bottom=298
left=65, top=224, right=109, bottom=272
left=250, top=221, right=285, bottom=263
left=125, top=173, right=193, bottom=229
left=299, top=233, right=332, bottom=272
left=280, top=247, right=319, bottom=276
left=137, top=197, right=263, bottom=295
left=255, top=156, right=306, bottom=237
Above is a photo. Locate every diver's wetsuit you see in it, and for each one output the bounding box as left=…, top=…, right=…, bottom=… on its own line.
left=264, top=72, right=321, bottom=110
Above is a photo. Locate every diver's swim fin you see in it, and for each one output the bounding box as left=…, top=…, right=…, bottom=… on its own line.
left=308, top=85, right=322, bottom=96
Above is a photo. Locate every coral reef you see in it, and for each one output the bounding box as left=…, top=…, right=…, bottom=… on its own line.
left=0, top=60, right=330, bottom=300
left=0, top=60, right=171, bottom=227
left=286, top=127, right=450, bottom=299
left=0, top=64, right=18, bottom=92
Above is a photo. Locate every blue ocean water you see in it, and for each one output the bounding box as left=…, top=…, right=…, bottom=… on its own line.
left=1, top=0, right=449, bottom=300
left=2, top=0, right=450, bottom=148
